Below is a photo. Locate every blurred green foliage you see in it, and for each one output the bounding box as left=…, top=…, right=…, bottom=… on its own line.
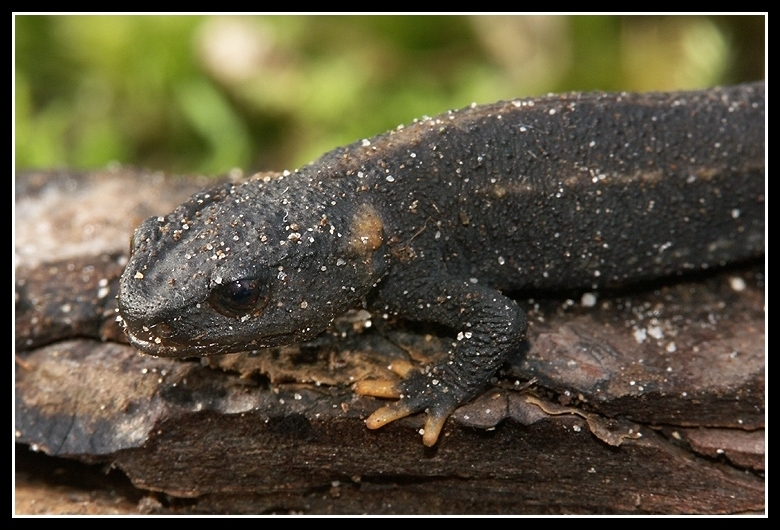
left=14, top=15, right=765, bottom=175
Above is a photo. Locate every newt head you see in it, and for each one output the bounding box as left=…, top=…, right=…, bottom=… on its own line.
left=117, top=176, right=388, bottom=357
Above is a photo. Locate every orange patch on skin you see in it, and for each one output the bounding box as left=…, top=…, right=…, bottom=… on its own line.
left=348, top=204, right=385, bottom=259
left=365, top=402, right=416, bottom=429
left=354, top=379, right=401, bottom=399
left=357, top=357, right=453, bottom=446
left=354, top=360, right=414, bottom=398
left=386, top=360, right=414, bottom=378
left=422, top=413, right=449, bottom=447
left=362, top=400, right=453, bottom=446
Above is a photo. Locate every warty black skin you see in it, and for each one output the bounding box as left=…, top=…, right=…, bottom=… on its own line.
left=118, top=82, right=765, bottom=445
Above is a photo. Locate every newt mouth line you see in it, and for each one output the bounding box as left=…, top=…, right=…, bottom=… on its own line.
left=124, top=328, right=294, bottom=357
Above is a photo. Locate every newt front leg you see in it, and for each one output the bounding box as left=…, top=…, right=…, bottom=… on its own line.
left=357, top=270, right=527, bottom=446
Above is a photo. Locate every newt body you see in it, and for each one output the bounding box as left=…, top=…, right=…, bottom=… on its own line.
left=118, top=83, right=765, bottom=445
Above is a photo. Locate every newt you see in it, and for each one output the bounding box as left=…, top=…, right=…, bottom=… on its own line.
left=118, top=82, right=765, bottom=446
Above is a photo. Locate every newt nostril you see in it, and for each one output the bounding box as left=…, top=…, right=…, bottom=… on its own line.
left=154, top=322, right=173, bottom=338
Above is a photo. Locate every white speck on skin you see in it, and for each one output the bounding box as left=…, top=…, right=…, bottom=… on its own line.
left=647, top=326, right=664, bottom=339
left=729, top=276, right=746, bottom=291
left=581, top=293, right=597, bottom=307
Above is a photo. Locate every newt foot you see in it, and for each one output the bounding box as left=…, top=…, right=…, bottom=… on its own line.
left=356, top=368, right=460, bottom=446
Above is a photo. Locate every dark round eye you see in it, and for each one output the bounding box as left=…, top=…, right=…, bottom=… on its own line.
left=208, top=276, right=270, bottom=318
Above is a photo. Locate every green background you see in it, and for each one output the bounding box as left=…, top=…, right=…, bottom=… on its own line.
left=15, top=15, right=765, bottom=175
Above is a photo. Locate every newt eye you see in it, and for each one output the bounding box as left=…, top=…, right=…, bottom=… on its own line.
left=208, top=276, right=270, bottom=318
